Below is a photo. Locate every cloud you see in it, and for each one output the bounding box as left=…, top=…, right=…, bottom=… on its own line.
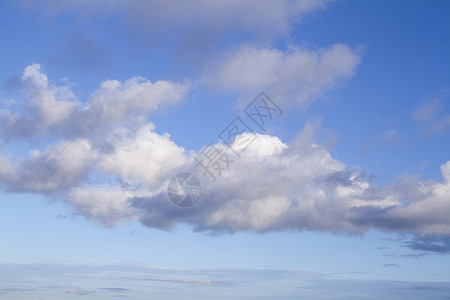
left=0, top=64, right=190, bottom=226
left=2, top=64, right=450, bottom=253
left=204, top=43, right=362, bottom=106
left=66, top=185, right=138, bottom=227
left=17, top=0, right=333, bottom=44
left=0, top=64, right=78, bottom=141
left=48, top=30, right=109, bottom=72
left=62, top=124, right=191, bottom=227
left=7, top=139, right=95, bottom=193
left=361, top=161, right=450, bottom=236
left=131, top=128, right=450, bottom=245
left=100, top=288, right=131, bottom=292
left=66, top=288, right=96, bottom=296
left=0, top=288, right=36, bottom=296
left=87, top=77, right=189, bottom=126
left=413, top=90, right=450, bottom=136
left=97, top=124, right=191, bottom=187
left=21, top=64, right=77, bottom=124
left=15, top=0, right=337, bottom=74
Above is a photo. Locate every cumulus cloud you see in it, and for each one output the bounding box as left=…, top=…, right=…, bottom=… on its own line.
left=0, top=64, right=190, bottom=141
left=129, top=130, right=450, bottom=254
left=1, top=64, right=450, bottom=253
left=98, top=124, right=191, bottom=187
left=66, top=185, right=139, bottom=227
left=0, top=64, right=190, bottom=226
left=204, top=44, right=362, bottom=106
left=88, top=77, right=189, bottom=126
left=65, top=288, right=96, bottom=296
left=132, top=128, right=397, bottom=233
left=0, top=64, right=78, bottom=140
left=14, top=0, right=340, bottom=81
left=366, top=161, right=450, bottom=236
left=8, top=139, right=95, bottom=193
left=413, top=98, right=442, bottom=123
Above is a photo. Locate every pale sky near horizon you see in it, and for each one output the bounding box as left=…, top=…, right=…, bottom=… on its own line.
left=1, top=1, right=450, bottom=299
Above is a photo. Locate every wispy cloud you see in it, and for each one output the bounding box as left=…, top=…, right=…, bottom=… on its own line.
left=1, top=65, right=450, bottom=252
left=359, top=128, right=399, bottom=155
left=204, top=43, right=362, bottom=106
left=404, top=235, right=450, bottom=254
left=413, top=90, right=450, bottom=136
left=2, top=262, right=450, bottom=299
left=17, top=0, right=333, bottom=46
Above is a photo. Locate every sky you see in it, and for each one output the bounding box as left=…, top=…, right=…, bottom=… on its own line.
left=1, top=0, right=450, bottom=299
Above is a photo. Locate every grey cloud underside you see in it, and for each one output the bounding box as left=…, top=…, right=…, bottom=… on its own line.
left=1, top=65, right=450, bottom=251
left=129, top=136, right=450, bottom=241
left=205, top=43, right=362, bottom=106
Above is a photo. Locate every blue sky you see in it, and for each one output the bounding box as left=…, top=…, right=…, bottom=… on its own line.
left=1, top=0, right=450, bottom=299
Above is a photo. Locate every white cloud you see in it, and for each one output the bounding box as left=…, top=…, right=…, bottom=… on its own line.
left=22, top=64, right=78, bottom=124
left=131, top=126, right=450, bottom=238
left=17, top=0, right=333, bottom=43
left=9, top=139, right=95, bottom=192
left=379, top=161, right=450, bottom=236
left=1, top=64, right=450, bottom=251
left=0, top=64, right=190, bottom=141
left=133, top=126, right=399, bottom=233
left=0, top=156, right=17, bottom=183
left=66, top=185, right=138, bottom=227
left=204, top=44, right=361, bottom=106
left=0, top=64, right=190, bottom=198
left=0, top=64, right=79, bottom=140
left=98, top=123, right=190, bottom=187
left=413, top=98, right=442, bottom=122
left=88, top=77, right=189, bottom=125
